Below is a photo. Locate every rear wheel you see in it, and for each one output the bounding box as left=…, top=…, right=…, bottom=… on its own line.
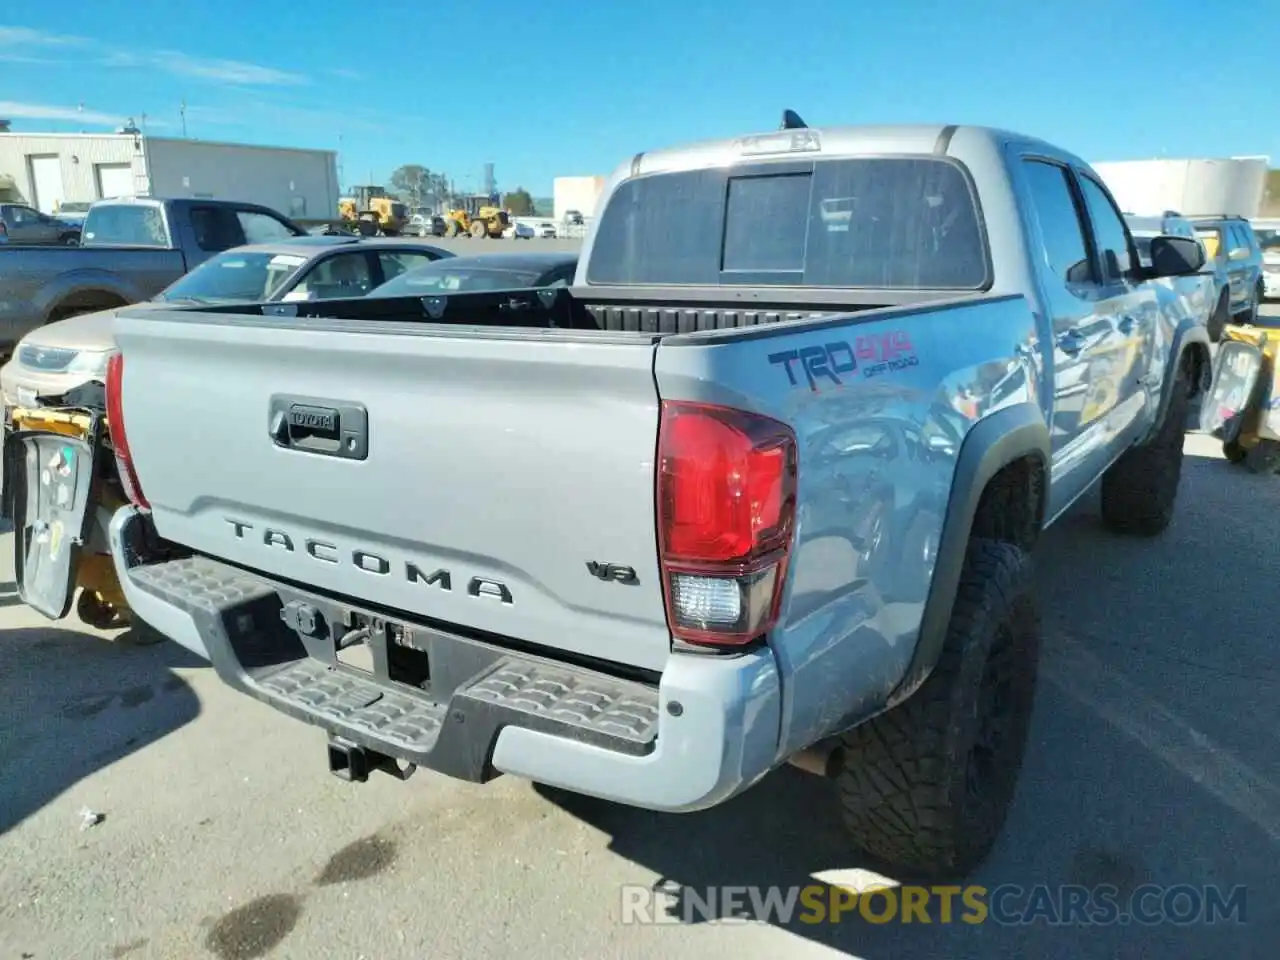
left=1099, top=362, right=1190, bottom=536
left=835, top=539, right=1041, bottom=880
left=48, top=300, right=125, bottom=324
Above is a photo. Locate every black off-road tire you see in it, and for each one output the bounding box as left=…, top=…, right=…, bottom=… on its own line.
left=1099, top=365, right=1191, bottom=536
left=835, top=538, right=1041, bottom=880
left=1223, top=439, right=1247, bottom=463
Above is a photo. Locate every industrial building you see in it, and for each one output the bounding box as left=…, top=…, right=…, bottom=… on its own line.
left=553, top=175, right=606, bottom=222
left=0, top=131, right=339, bottom=224
left=1092, top=157, right=1270, bottom=218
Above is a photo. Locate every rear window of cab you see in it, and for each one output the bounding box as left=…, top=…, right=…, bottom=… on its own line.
left=586, top=157, right=988, bottom=290
left=82, top=204, right=170, bottom=247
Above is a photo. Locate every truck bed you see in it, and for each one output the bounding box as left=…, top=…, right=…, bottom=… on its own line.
left=182, top=285, right=969, bottom=336
left=112, top=287, right=1031, bottom=679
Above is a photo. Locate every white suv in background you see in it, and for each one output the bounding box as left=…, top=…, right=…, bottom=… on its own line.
left=1251, top=217, right=1280, bottom=300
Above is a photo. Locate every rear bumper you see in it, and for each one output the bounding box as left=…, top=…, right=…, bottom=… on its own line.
left=109, top=506, right=782, bottom=812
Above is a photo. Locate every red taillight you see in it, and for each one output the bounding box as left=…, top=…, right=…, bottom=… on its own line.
left=105, top=351, right=149, bottom=509
left=657, top=401, right=797, bottom=647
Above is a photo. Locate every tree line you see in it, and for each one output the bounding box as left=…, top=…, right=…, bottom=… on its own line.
left=385, top=164, right=535, bottom=217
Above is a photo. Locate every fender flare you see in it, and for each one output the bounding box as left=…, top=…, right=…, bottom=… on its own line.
left=885, top=402, right=1049, bottom=707
left=32, top=269, right=147, bottom=323
left=1143, top=321, right=1211, bottom=444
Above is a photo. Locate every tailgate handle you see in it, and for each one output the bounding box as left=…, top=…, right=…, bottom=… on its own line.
left=268, top=395, right=369, bottom=461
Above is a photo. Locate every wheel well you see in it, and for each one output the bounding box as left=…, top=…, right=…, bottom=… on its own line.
left=1182, top=342, right=1211, bottom=396
left=47, top=292, right=128, bottom=324
left=968, top=455, right=1045, bottom=554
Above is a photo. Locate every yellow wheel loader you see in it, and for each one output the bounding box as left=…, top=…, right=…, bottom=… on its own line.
left=444, top=196, right=509, bottom=239
left=339, top=187, right=408, bottom=236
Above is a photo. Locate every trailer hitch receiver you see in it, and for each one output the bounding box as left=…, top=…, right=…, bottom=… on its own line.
left=327, top=737, right=416, bottom=783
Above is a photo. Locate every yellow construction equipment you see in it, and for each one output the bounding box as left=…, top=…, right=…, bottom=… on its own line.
left=339, top=186, right=408, bottom=236
left=1202, top=322, right=1280, bottom=472
left=444, top=195, right=510, bottom=239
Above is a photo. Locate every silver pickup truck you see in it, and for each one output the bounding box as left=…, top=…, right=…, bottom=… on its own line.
left=94, top=120, right=1210, bottom=878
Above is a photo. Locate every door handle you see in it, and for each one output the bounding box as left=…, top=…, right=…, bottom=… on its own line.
left=1057, top=330, right=1085, bottom=355
left=1117, top=316, right=1137, bottom=335
left=268, top=395, right=369, bottom=461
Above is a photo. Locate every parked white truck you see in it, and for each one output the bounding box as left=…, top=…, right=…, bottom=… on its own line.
left=71, top=118, right=1211, bottom=878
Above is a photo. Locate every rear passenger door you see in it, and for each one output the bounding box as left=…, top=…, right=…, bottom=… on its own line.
left=1017, top=158, right=1107, bottom=516
left=236, top=210, right=300, bottom=244
left=187, top=206, right=246, bottom=265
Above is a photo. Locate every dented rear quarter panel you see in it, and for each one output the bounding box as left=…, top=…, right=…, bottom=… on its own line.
left=653, top=294, right=1040, bottom=762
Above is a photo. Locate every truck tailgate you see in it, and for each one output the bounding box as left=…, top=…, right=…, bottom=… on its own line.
left=112, top=314, right=673, bottom=673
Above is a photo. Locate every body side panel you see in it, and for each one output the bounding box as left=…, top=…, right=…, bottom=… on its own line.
left=652, top=294, right=1042, bottom=759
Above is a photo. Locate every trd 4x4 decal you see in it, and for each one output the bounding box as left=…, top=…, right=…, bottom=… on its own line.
left=769, top=330, right=918, bottom=391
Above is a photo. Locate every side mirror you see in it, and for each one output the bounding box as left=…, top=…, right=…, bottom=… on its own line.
left=1148, top=235, right=1205, bottom=277
left=1065, top=258, right=1092, bottom=285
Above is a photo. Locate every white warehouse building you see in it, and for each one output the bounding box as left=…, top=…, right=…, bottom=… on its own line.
left=0, top=132, right=340, bottom=223
left=553, top=175, right=606, bottom=222
left=1092, top=157, right=1270, bottom=218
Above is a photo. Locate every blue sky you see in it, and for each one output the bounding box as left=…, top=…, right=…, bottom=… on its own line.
left=2, top=1, right=1277, bottom=196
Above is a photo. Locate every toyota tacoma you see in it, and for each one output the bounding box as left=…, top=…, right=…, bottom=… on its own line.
left=88, top=118, right=1210, bottom=878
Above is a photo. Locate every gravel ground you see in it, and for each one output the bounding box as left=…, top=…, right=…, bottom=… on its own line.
left=1, top=320, right=1278, bottom=959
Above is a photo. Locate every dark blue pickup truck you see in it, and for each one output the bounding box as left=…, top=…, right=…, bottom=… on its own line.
left=0, top=197, right=304, bottom=351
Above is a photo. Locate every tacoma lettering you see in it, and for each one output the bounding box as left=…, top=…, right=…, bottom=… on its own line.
left=407, top=564, right=451, bottom=589
left=222, top=518, right=509, bottom=599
